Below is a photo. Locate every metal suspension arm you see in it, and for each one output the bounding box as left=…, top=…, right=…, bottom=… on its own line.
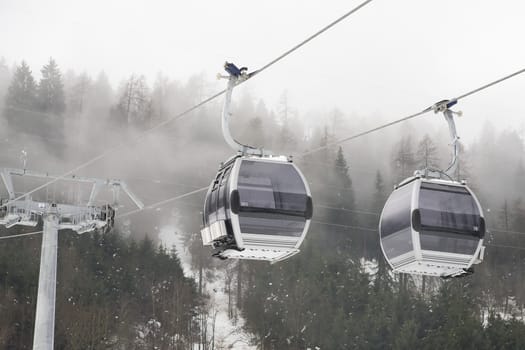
left=430, top=99, right=461, bottom=179
left=221, top=77, right=247, bottom=153
left=442, top=109, right=459, bottom=177
left=220, top=62, right=269, bottom=156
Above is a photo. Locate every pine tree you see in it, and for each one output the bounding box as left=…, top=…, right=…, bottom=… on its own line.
left=372, top=170, right=387, bottom=212
left=37, top=58, right=65, bottom=115
left=329, top=147, right=356, bottom=251
left=0, top=57, right=10, bottom=110
left=415, top=134, right=440, bottom=170
left=334, top=146, right=352, bottom=189
left=392, top=135, right=416, bottom=182
left=512, top=198, right=525, bottom=231
left=89, top=71, right=114, bottom=124
left=277, top=91, right=298, bottom=152
left=68, top=72, right=91, bottom=116
left=4, top=61, right=37, bottom=111
left=515, top=159, right=525, bottom=194
left=151, top=73, right=169, bottom=122
left=333, top=146, right=355, bottom=220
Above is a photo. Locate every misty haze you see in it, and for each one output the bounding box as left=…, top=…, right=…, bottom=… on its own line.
left=0, top=0, right=525, bottom=349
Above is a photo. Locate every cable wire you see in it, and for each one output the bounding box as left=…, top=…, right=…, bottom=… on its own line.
left=310, top=220, right=525, bottom=246
left=485, top=242, right=525, bottom=251
left=299, top=110, right=429, bottom=158
left=455, top=67, right=525, bottom=101
left=298, top=66, right=525, bottom=158
left=250, top=0, right=374, bottom=78
left=117, top=186, right=208, bottom=218
left=0, top=230, right=43, bottom=241
left=3, top=0, right=374, bottom=209
left=489, top=228, right=525, bottom=236
left=311, top=220, right=377, bottom=232
left=316, top=204, right=380, bottom=216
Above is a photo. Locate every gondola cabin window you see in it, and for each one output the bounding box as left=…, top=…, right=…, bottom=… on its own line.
left=237, top=160, right=309, bottom=237
left=380, top=182, right=414, bottom=259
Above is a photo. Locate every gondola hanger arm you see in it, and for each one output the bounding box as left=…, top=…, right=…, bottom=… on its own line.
left=219, top=62, right=271, bottom=157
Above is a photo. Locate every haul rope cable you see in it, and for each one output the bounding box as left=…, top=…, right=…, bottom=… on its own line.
left=0, top=230, right=43, bottom=240
left=298, top=67, right=525, bottom=158
left=2, top=0, right=375, bottom=208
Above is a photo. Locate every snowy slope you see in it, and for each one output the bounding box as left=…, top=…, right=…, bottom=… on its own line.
left=159, top=225, right=256, bottom=350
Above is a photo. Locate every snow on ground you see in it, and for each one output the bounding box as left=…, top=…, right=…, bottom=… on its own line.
left=481, top=296, right=525, bottom=326
left=482, top=309, right=525, bottom=326
left=360, top=257, right=378, bottom=277
left=159, top=225, right=256, bottom=350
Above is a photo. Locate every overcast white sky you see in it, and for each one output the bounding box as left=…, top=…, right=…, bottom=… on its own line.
left=1, top=0, right=524, bottom=142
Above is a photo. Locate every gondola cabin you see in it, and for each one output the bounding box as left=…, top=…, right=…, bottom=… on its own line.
left=379, top=176, right=486, bottom=278
left=201, top=155, right=313, bottom=262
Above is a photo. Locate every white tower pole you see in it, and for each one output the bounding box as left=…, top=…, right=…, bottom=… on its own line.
left=32, top=209, right=59, bottom=350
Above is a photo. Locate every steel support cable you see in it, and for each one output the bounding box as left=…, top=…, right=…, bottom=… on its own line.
left=3, top=0, right=374, bottom=209
left=316, top=204, right=380, bottom=216
left=117, top=186, right=209, bottom=218
left=0, top=230, right=43, bottom=241
left=311, top=220, right=378, bottom=232
left=248, top=0, right=374, bottom=79
left=485, top=242, right=525, bottom=251
left=455, top=67, right=525, bottom=101
left=313, top=209, right=525, bottom=236
left=299, top=109, right=429, bottom=158
left=311, top=220, right=525, bottom=252
left=313, top=221, right=525, bottom=252
left=297, top=67, right=525, bottom=158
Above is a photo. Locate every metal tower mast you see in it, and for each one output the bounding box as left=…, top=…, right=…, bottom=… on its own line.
left=0, top=168, right=143, bottom=350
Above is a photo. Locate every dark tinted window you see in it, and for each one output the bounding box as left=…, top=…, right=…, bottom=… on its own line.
left=382, top=228, right=413, bottom=260
left=419, top=230, right=479, bottom=255
left=418, top=183, right=482, bottom=235
left=238, top=212, right=305, bottom=237
left=380, top=183, right=413, bottom=238
left=238, top=161, right=308, bottom=213
left=205, top=166, right=232, bottom=225
left=208, top=188, right=219, bottom=224
left=217, top=166, right=231, bottom=221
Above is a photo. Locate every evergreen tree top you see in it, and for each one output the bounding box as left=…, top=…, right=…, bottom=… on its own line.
left=37, top=57, right=65, bottom=115
left=5, top=60, right=37, bottom=109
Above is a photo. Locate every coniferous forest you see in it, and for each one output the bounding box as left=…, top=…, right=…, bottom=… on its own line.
left=0, top=57, right=524, bottom=349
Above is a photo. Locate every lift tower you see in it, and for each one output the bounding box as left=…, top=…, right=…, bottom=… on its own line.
left=0, top=167, right=143, bottom=350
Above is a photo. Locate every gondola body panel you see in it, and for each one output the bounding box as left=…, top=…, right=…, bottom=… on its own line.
left=379, top=177, right=485, bottom=277
left=201, top=155, right=312, bottom=263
